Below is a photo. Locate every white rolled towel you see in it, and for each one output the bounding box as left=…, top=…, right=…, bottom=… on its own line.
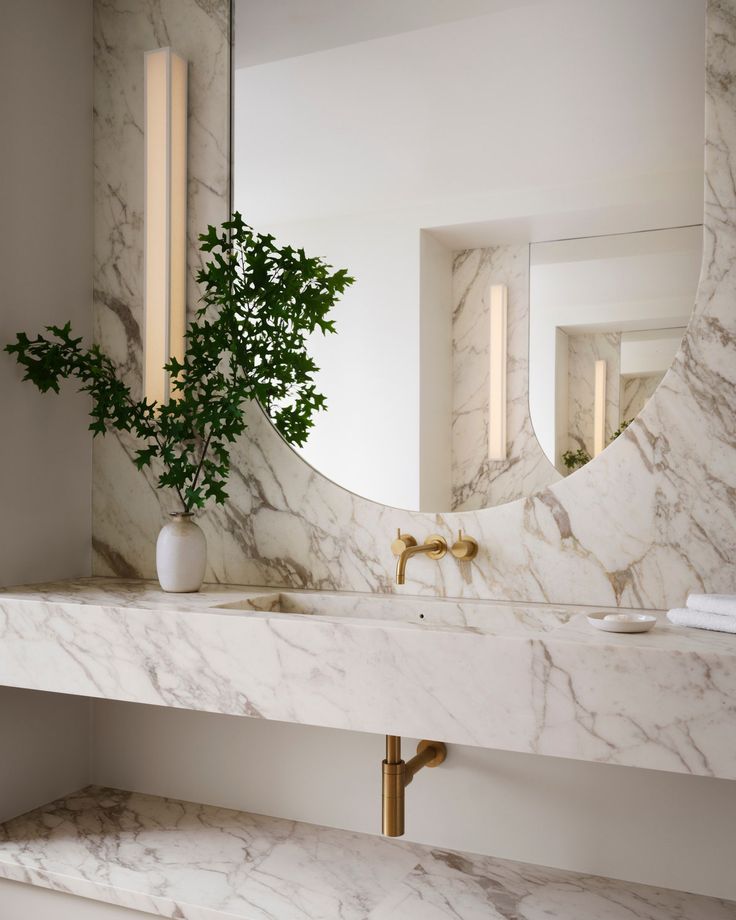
left=668, top=608, right=736, bottom=634
left=686, top=594, right=736, bottom=617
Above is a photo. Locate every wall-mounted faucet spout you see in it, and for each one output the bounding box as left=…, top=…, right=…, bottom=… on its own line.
left=391, top=531, right=447, bottom=585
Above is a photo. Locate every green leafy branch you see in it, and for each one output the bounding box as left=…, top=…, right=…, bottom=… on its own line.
left=609, top=418, right=633, bottom=441
left=561, top=447, right=592, bottom=471
left=561, top=418, right=635, bottom=472
left=5, top=213, right=354, bottom=512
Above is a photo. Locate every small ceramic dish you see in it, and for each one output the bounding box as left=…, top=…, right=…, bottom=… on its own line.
left=586, top=612, right=657, bottom=633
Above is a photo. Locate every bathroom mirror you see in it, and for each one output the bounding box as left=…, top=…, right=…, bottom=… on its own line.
left=232, top=0, right=705, bottom=512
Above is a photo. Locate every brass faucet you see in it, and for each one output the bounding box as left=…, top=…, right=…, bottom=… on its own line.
left=382, top=735, right=447, bottom=837
left=391, top=530, right=447, bottom=585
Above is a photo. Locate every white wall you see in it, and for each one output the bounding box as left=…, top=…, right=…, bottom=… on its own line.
left=0, top=0, right=93, bottom=587
left=0, top=688, right=90, bottom=825
left=0, top=0, right=94, bottom=840
left=260, top=214, right=422, bottom=508
left=90, top=702, right=736, bottom=901
left=233, top=0, right=705, bottom=509
left=620, top=329, right=687, bottom=376
left=419, top=232, right=453, bottom=510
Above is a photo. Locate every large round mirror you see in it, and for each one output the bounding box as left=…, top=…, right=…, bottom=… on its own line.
left=232, top=0, right=705, bottom=511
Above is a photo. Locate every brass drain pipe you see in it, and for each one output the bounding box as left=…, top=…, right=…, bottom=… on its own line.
left=382, top=735, right=447, bottom=837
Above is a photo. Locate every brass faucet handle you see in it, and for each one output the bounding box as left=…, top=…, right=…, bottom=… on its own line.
left=391, top=530, right=417, bottom=556
left=451, top=529, right=478, bottom=561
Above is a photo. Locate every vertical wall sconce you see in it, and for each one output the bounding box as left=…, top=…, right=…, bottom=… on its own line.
left=593, top=359, right=607, bottom=456
left=144, top=47, right=187, bottom=404
left=488, top=283, right=508, bottom=461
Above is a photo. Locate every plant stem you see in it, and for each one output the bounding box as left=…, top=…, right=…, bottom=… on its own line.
left=122, top=393, right=188, bottom=513
left=188, top=429, right=213, bottom=501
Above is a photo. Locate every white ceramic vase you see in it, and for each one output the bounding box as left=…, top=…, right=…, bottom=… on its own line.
left=156, top=512, right=207, bottom=593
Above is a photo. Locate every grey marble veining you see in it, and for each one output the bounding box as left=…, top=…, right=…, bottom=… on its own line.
left=92, top=0, right=736, bottom=612
left=0, top=787, right=733, bottom=920
left=370, top=849, right=736, bottom=920
left=2, top=578, right=736, bottom=779
left=451, top=245, right=559, bottom=510
left=622, top=373, right=662, bottom=421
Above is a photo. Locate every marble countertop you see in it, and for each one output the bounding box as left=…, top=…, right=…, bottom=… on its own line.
left=0, top=785, right=733, bottom=920
left=1, top=578, right=735, bottom=779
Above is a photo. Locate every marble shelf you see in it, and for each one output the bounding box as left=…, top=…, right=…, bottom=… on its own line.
left=0, top=785, right=733, bottom=919
left=1, top=578, right=736, bottom=780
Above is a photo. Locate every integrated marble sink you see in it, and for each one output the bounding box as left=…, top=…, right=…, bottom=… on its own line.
left=216, top=591, right=575, bottom=635
left=2, top=577, right=736, bottom=781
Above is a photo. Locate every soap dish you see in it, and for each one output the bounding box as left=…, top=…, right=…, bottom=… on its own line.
left=586, top=612, right=657, bottom=633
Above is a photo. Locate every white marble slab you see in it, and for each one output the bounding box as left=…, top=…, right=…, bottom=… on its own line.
left=2, top=579, right=736, bottom=780
left=0, top=786, right=733, bottom=920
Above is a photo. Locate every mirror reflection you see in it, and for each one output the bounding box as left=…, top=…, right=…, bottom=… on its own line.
left=232, top=0, right=705, bottom=512
left=529, top=227, right=702, bottom=474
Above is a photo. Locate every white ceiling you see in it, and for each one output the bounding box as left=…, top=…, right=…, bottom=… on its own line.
left=233, top=0, right=552, bottom=68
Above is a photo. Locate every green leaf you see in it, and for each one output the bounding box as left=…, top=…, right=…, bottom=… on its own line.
left=5, top=212, right=354, bottom=511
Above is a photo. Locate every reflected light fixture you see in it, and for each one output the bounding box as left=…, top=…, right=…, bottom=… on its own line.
left=144, top=47, right=187, bottom=404
left=593, top=359, right=607, bottom=456
left=488, top=283, right=508, bottom=461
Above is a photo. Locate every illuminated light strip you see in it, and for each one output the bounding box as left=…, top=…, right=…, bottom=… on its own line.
left=488, top=283, right=508, bottom=461
left=144, top=48, right=187, bottom=404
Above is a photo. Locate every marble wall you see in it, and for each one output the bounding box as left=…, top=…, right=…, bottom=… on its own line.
left=451, top=246, right=559, bottom=510
left=622, top=374, right=662, bottom=422
left=566, top=332, right=621, bottom=458
left=93, top=0, right=230, bottom=575
left=93, top=0, right=736, bottom=611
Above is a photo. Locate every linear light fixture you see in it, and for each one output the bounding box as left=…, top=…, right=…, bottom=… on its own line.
left=593, top=359, right=607, bottom=456
left=488, top=283, right=508, bottom=461
left=144, top=47, right=187, bottom=404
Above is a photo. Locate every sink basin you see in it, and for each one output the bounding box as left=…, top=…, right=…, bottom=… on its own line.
left=214, top=591, right=574, bottom=635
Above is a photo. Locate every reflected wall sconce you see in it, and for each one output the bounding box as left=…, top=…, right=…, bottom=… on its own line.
left=593, top=359, right=607, bottom=456
left=144, top=47, right=188, bottom=404
left=488, top=283, right=508, bottom=461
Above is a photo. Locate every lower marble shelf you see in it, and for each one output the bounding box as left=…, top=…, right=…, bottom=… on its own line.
left=0, top=787, right=733, bottom=920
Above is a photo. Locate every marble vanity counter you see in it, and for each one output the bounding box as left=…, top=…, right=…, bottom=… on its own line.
left=1, top=578, right=735, bottom=780
left=1, top=786, right=734, bottom=920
